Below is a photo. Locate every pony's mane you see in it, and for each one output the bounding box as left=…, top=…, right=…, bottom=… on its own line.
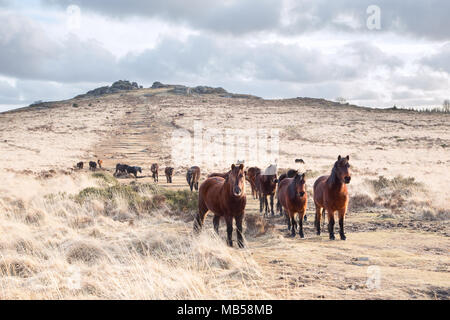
left=328, top=161, right=340, bottom=186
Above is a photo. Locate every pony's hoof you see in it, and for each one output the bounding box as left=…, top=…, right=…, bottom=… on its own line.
left=340, top=234, right=346, bottom=240
left=299, top=234, right=305, bottom=239
left=329, top=234, right=335, bottom=240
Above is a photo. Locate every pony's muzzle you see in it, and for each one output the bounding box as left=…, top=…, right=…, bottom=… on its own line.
left=233, top=186, right=242, bottom=196
left=344, top=176, right=351, bottom=184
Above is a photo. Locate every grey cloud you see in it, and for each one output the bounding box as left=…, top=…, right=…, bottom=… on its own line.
left=421, top=43, right=450, bottom=74
left=43, top=0, right=450, bottom=40
left=121, top=36, right=401, bottom=86
left=0, top=12, right=119, bottom=82
left=43, top=0, right=281, bottom=35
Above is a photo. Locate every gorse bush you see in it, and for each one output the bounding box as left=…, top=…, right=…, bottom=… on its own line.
left=92, top=172, right=118, bottom=186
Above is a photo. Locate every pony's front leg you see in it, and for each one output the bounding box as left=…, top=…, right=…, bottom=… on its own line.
left=225, top=216, right=233, bottom=247
left=235, top=215, right=245, bottom=248
left=326, top=208, right=335, bottom=240
left=314, top=205, right=322, bottom=235
left=264, top=196, right=269, bottom=217
left=338, top=208, right=347, bottom=240
left=269, top=194, right=275, bottom=216
left=298, top=212, right=305, bottom=238
left=290, top=215, right=297, bottom=237
left=259, top=195, right=263, bottom=214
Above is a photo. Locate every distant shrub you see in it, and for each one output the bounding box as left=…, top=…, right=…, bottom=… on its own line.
left=163, top=189, right=198, bottom=213
left=369, top=175, right=423, bottom=196
left=72, top=103, right=79, bottom=108
left=92, top=172, right=118, bottom=186
left=349, top=193, right=376, bottom=211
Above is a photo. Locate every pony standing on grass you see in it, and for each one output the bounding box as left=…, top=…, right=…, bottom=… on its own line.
left=194, top=164, right=246, bottom=248
left=277, top=173, right=307, bottom=238
left=151, top=163, right=159, bottom=182
left=313, top=155, right=352, bottom=240
left=186, top=166, right=201, bottom=192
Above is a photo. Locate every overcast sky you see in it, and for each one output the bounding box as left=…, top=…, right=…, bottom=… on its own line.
left=0, top=0, right=449, bottom=112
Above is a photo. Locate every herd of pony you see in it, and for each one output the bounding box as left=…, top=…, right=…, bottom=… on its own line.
left=75, top=155, right=352, bottom=248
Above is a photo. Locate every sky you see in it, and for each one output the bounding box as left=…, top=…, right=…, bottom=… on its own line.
left=0, top=0, right=449, bottom=112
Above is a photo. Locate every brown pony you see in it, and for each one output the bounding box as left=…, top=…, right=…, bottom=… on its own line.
left=244, top=167, right=261, bottom=199
left=256, top=169, right=278, bottom=217
left=313, top=155, right=352, bottom=240
left=164, top=167, right=174, bottom=183
left=97, top=159, right=103, bottom=169
left=277, top=173, right=307, bottom=238
left=207, top=171, right=230, bottom=179
left=151, top=163, right=159, bottom=182
left=194, top=164, right=246, bottom=247
left=186, top=166, right=201, bottom=191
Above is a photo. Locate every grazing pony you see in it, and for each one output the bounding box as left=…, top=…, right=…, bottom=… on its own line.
left=194, top=164, right=246, bottom=248
left=313, top=155, right=352, bottom=240
left=244, top=167, right=261, bottom=199
left=76, top=162, right=84, bottom=170
left=255, top=165, right=278, bottom=217
left=126, top=166, right=142, bottom=178
left=164, top=167, right=174, bottom=183
left=97, top=159, right=103, bottom=169
left=295, top=159, right=305, bottom=164
left=186, top=166, right=201, bottom=191
left=150, top=163, right=159, bottom=182
left=89, top=161, right=97, bottom=171
left=277, top=173, right=307, bottom=238
left=114, top=163, right=129, bottom=176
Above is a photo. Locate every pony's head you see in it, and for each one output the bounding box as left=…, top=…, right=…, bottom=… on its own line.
left=227, top=163, right=245, bottom=197
left=137, top=167, right=142, bottom=173
left=293, top=173, right=306, bottom=197
left=334, top=155, right=351, bottom=184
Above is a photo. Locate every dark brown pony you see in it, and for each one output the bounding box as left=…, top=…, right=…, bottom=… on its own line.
left=151, top=163, right=159, bottom=182
left=313, top=155, right=352, bottom=240
left=277, top=173, right=307, bottom=238
left=186, top=166, right=201, bottom=191
left=194, top=164, right=246, bottom=247
left=244, top=167, right=261, bottom=199
left=164, top=167, right=174, bottom=183
left=276, top=169, right=298, bottom=215
left=76, top=162, right=84, bottom=170
left=97, top=159, right=103, bottom=169
left=256, top=169, right=278, bottom=217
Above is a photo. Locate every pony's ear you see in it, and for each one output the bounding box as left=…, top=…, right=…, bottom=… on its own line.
left=231, top=164, right=236, bottom=170
left=338, top=155, right=342, bottom=160
left=346, top=155, right=350, bottom=160
left=239, top=163, right=244, bottom=170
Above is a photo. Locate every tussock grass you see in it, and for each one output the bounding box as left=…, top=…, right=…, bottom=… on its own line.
left=0, top=175, right=268, bottom=299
